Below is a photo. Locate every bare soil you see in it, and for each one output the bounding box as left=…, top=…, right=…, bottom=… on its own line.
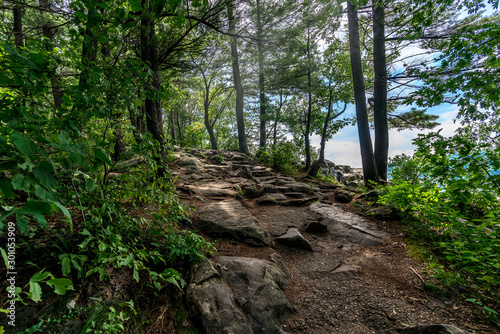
left=176, top=158, right=499, bottom=334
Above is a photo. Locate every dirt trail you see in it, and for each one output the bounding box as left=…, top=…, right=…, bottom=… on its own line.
left=172, top=148, right=498, bottom=334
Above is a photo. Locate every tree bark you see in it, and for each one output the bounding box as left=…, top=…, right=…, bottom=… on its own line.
left=204, top=100, right=218, bottom=150
left=373, top=0, right=389, bottom=180
left=227, top=1, right=249, bottom=155
left=170, top=109, right=177, bottom=141
left=347, top=1, right=379, bottom=185
left=13, top=4, right=23, bottom=48
left=305, top=26, right=312, bottom=169
left=256, top=0, right=267, bottom=149
left=141, top=2, right=167, bottom=177
left=112, top=123, right=126, bottom=161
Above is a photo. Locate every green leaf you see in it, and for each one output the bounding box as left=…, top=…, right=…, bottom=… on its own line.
left=29, top=281, right=43, bottom=303
left=51, top=201, right=73, bottom=231
left=61, top=256, right=71, bottom=276
left=95, top=148, right=113, bottom=166
left=69, top=152, right=84, bottom=165
left=0, top=248, right=8, bottom=271
left=16, top=215, right=30, bottom=235
left=11, top=132, right=37, bottom=158
left=86, top=178, right=97, bottom=192
left=11, top=174, right=27, bottom=191
left=128, top=0, right=142, bottom=11
left=46, top=278, right=73, bottom=295
left=0, top=177, right=14, bottom=199
left=33, top=163, right=58, bottom=189
left=30, top=270, right=52, bottom=282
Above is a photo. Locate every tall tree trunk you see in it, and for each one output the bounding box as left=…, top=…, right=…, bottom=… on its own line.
left=176, top=112, right=184, bottom=142
left=130, top=103, right=146, bottom=144
left=170, top=109, right=177, bottom=141
left=113, top=123, right=126, bottom=161
left=308, top=86, right=333, bottom=177
left=204, top=101, right=218, bottom=150
left=39, top=0, right=63, bottom=109
left=305, top=27, right=312, bottom=169
left=373, top=0, right=388, bottom=180
left=227, top=1, right=249, bottom=155
left=141, top=2, right=167, bottom=177
left=13, top=4, right=23, bottom=48
left=347, top=1, right=379, bottom=185
left=256, top=0, right=267, bottom=148
left=273, top=90, right=283, bottom=149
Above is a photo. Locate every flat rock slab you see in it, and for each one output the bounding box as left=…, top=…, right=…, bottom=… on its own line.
left=197, top=199, right=272, bottom=246
left=257, top=193, right=287, bottom=204
left=187, top=185, right=238, bottom=198
left=187, top=257, right=253, bottom=334
left=175, top=156, right=204, bottom=171
left=217, top=255, right=292, bottom=334
left=276, top=227, right=313, bottom=251
left=309, top=202, right=390, bottom=249
left=282, top=197, right=319, bottom=206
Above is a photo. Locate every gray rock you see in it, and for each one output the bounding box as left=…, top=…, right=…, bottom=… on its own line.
left=257, top=193, right=287, bottom=204
left=258, top=183, right=276, bottom=194
left=288, top=183, right=313, bottom=194
left=332, top=264, right=358, bottom=276
left=367, top=205, right=399, bottom=219
left=176, top=156, right=204, bottom=171
left=242, top=185, right=260, bottom=198
left=187, top=257, right=253, bottom=334
left=345, top=181, right=360, bottom=191
left=235, top=167, right=253, bottom=179
left=197, top=199, right=272, bottom=246
left=276, top=227, right=313, bottom=251
left=335, top=189, right=353, bottom=203
left=303, top=220, right=329, bottom=233
left=399, top=324, right=472, bottom=334
left=343, top=172, right=361, bottom=182
left=282, top=197, right=318, bottom=206
left=309, top=202, right=390, bottom=249
left=217, top=256, right=292, bottom=334
left=188, top=184, right=238, bottom=198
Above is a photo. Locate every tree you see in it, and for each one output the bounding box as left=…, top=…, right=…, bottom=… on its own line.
left=347, top=0, right=379, bottom=185
left=227, top=0, right=250, bottom=155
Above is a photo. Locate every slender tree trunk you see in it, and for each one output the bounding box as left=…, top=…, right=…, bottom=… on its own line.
left=273, top=89, right=284, bottom=149
left=305, top=27, right=313, bottom=169
left=228, top=1, right=249, bottom=155
left=204, top=101, right=218, bottom=150
left=112, top=123, right=126, bottom=161
left=13, top=4, right=23, bottom=48
left=141, top=2, right=167, bottom=177
left=39, top=0, right=63, bottom=109
left=347, top=1, right=379, bottom=185
left=308, top=86, right=333, bottom=177
left=130, top=102, right=146, bottom=144
left=176, top=112, right=184, bottom=142
left=256, top=0, right=267, bottom=148
left=170, top=109, right=177, bottom=141
left=373, top=0, right=389, bottom=180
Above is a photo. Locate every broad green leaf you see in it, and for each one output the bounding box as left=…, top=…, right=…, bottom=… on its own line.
left=128, top=0, right=142, bottom=11
left=69, top=152, right=84, bottom=165
left=19, top=200, right=53, bottom=215
left=0, top=177, right=14, bottom=199
left=33, top=163, right=58, bottom=189
left=86, top=178, right=97, bottom=192
left=16, top=215, right=30, bottom=235
left=61, top=256, right=71, bottom=276
left=30, top=270, right=52, bottom=282
left=46, top=278, right=73, bottom=295
left=29, top=281, right=42, bottom=303
left=11, top=174, right=27, bottom=191
left=95, top=149, right=113, bottom=166
left=51, top=201, right=73, bottom=231
left=11, top=133, right=37, bottom=158
left=0, top=248, right=8, bottom=271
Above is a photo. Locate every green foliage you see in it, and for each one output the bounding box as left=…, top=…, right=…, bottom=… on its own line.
left=258, top=141, right=299, bottom=173
left=380, top=151, right=500, bottom=323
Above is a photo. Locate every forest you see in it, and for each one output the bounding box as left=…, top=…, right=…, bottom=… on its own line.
left=0, top=0, right=499, bottom=332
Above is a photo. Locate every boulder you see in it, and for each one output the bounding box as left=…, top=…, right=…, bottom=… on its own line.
left=276, top=227, right=313, bottom=251
left=187, top=257, right=253, bottom=334
left=288, top=183, right=313, bottom=194
left=197, top=199, right=272, bottom=246
left=235, top=167, right=253, bottom=179
left=188, top=183, right=238, bottom=198
left=282, top=197, right=319, bottom=206
left=175, top=156, right=204, bottom=171
left=257, top=193, right=287, bottom=204
left=398, top=324, right=472, bottom=334
left=367, top=205, right=400, bottom=220
left=217, top=255, right=292, bottom=334
left=303, top=220, right=329, bottom=233
left=335, top=189, right=353, bottom=203
left=258, top=183, right=276, bottom=194
left=309, top=202, right=390, bottom=249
